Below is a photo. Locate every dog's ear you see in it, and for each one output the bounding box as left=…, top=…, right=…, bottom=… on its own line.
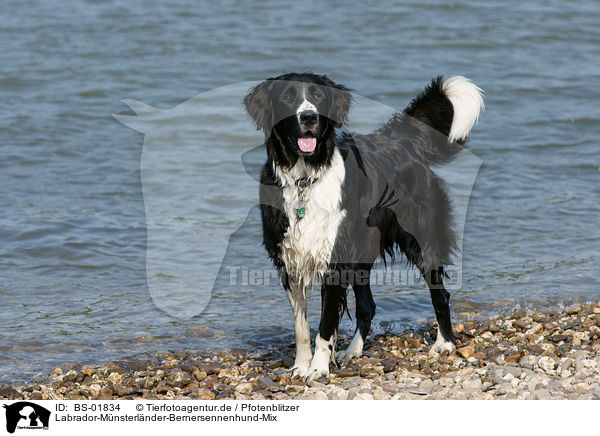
left=320, top=75, right=352, bottom=128
left=244, top=80, right=273, bottom=130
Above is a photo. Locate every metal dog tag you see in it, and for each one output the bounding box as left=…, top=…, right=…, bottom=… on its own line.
left=295, top=199, right=306, bottom=220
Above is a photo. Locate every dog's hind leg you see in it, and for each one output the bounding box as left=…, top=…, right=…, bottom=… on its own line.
left=397, top=228, right=456, bottom=355
left=337, top=270, right=376, bottom=363
left=306, top=277, right=347, bottom=380
left=285, top=279, right=312, bottom=378
left=424, top=268, right=456, bottom=355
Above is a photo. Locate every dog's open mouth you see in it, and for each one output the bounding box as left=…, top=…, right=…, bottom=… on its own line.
left=298, top=133, right=317, bottom=154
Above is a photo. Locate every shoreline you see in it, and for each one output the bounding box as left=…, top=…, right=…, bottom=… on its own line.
left=1, top=302, right=600, bottom=400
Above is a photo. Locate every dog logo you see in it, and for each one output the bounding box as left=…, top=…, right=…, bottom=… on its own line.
left=113, top=82, right=260, bottom=319
left=2, top=402, right=50, bottom=433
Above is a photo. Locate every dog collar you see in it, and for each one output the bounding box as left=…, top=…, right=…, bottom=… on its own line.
left=295, top=176, right=318, bottom=189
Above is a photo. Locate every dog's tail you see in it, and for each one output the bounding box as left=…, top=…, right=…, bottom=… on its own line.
left=400, top=75, right=484, bottom=162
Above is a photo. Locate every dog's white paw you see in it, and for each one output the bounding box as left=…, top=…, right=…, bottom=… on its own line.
left=305, top=334, right=332, bottom=380
left=429, top=332, right=456, bottom=356
left=337, top=332, right=364, bottom=364
left=336, top=348, right=362, bottom=364
left=305, top=356, right=330, bottom=381
left=288, top=355, right=312, bottom=379
left=289, top=363, right=311, bottom=379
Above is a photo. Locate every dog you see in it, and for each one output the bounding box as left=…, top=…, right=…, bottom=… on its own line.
left=244, top=72, right=484, bottom=380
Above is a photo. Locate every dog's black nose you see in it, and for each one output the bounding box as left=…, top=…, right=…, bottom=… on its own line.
left=299, top=110, right=318, bottom=125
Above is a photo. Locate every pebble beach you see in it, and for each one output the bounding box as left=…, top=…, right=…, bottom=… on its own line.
left=2, top=302, right=600, bottom=401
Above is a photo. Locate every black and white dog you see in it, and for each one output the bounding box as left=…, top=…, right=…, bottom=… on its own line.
left=244, top=72, right=483, bottom=380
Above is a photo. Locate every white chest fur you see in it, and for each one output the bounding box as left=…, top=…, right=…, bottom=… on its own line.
left=277, top=149, right=346, bottom=291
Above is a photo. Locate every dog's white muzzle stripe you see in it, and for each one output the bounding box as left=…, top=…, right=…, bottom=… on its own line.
left=296, top=98, right=318, bottom=122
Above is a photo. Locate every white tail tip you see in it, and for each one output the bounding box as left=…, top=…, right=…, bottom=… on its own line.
left=442, top=76, right=485, bottom=142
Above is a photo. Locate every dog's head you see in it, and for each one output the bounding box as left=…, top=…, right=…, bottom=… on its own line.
left=244, top=72, right=351, bottom=168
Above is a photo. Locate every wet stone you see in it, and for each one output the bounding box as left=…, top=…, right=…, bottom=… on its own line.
left=0, top=386, right=24, bottom=400
left=457, top=345, right=475, bottom=359
left=269, top=359, right=285, bottom=369
left=124, top=361, right=148, bottom=372
left=381, top=359, right=396, bottom=373
left=257, top=376, right=284, bottom=392
left=527, top=344, right=545, bottom=355
left=337, top=367, right=360, bottom=377
left=505, top=352, right=523, bottom=364
left=513, top=321, right=527, bottom=331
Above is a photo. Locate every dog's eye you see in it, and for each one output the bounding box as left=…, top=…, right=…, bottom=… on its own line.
left=312, top=91, right=323, bottom=100
left=281, top=94, right=293, bottom=103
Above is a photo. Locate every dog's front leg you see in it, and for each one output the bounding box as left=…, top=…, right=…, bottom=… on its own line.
left=285, top=281, right=312, bottom=378
left=306, top=279, right=346, bottom=380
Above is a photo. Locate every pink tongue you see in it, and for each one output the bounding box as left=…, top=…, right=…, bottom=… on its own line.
left=298, top=137, right=317, bottom=153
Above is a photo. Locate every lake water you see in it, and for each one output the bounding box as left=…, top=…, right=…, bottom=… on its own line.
left=1, top=0, right=599, bottom=383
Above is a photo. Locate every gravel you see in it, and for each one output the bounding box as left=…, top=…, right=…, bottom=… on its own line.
left=1, top=302, right=600, bottom=400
